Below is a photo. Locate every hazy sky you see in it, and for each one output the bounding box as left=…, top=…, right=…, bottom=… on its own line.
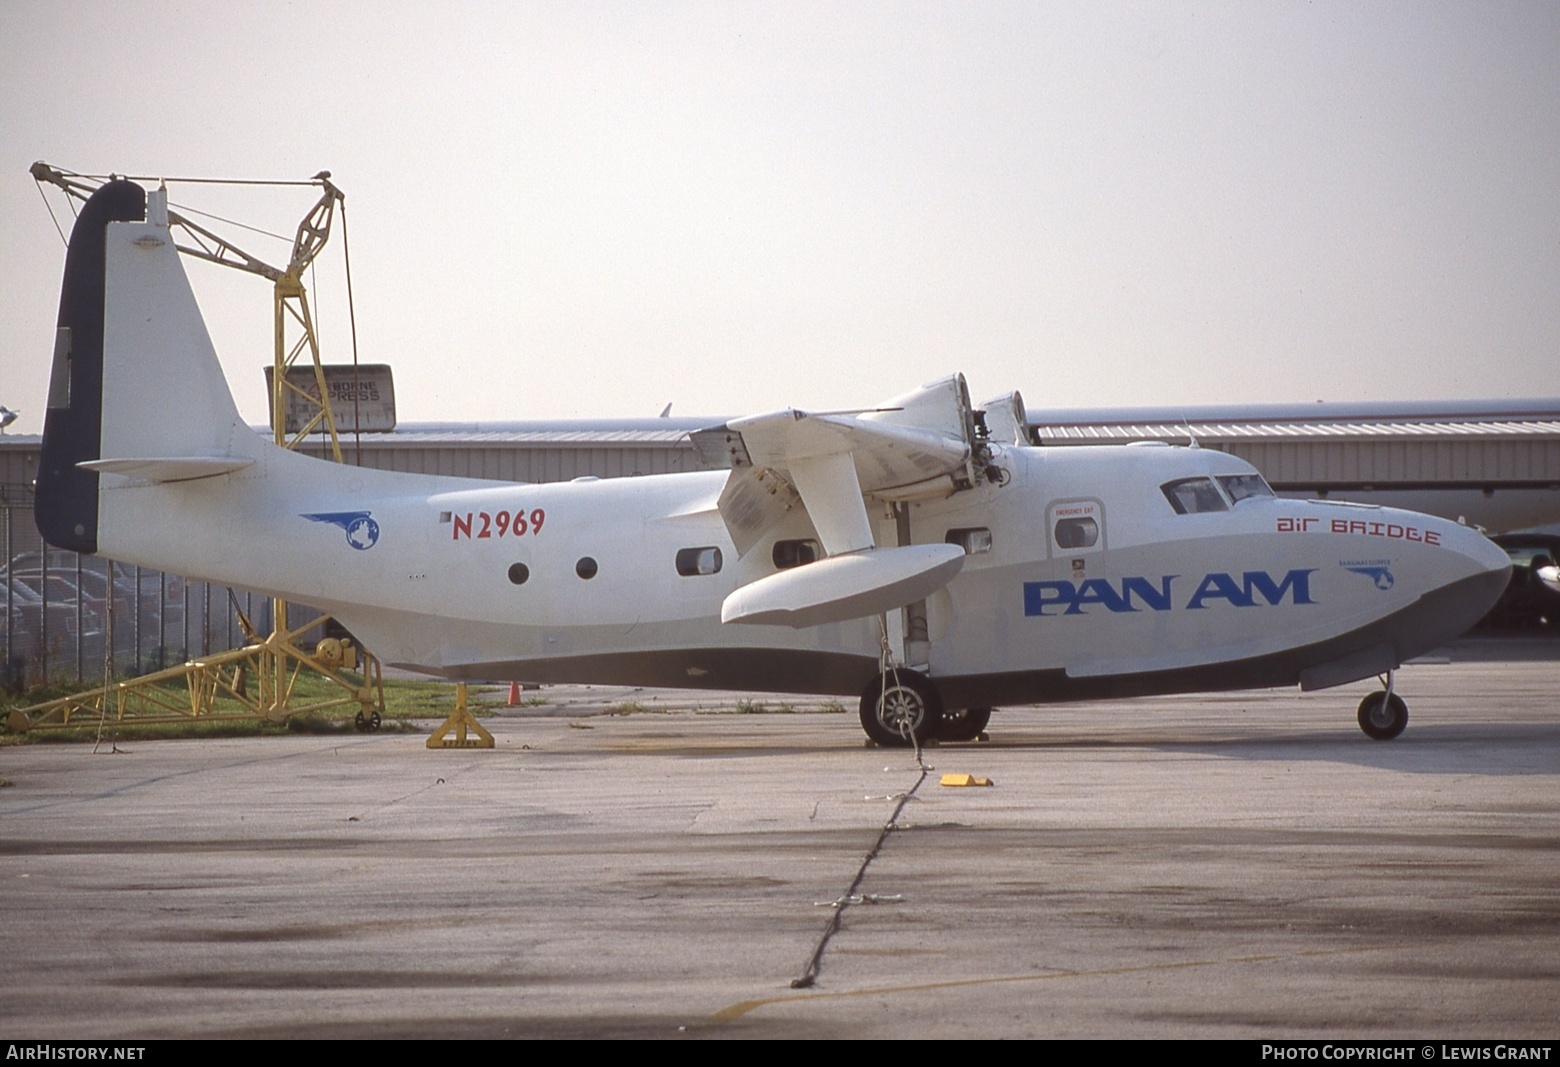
left=2, top=1, right=1557, bottom=435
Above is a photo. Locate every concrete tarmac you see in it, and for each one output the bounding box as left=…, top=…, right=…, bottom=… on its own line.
left=2, top=650, right=1557, bottom=1039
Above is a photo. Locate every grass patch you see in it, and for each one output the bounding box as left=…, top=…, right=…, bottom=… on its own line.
left=379, top=679, right=469, bottom=719
left=733, top=699, right=802, bottom=714
left=730, top=699, right=836, bottom=714
left=1, top=677, right=101, bottom=707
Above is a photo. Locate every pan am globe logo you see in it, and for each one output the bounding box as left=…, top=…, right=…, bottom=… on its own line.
left=302, top=511, right=381, bottom=550
left=1343, top=563, right=1394, bottom=591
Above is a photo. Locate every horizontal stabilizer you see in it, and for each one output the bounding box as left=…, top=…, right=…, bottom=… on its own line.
left=721, top=542, right=966, bottom=628
left=79, top=455, right=255, bottom=483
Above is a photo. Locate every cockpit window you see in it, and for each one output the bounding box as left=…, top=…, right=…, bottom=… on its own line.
left=1217, top=474, right=1275, bottom=504
left=1161, top=477, right=1229, bottom=515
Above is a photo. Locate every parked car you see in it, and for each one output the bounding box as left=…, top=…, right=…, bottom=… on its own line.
left=3, top=551, right=188, bottom=675
left=2, top=576, right=84, bottom=689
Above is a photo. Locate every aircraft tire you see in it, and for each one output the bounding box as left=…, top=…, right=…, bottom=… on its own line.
left=860, top=669, right=942, bottom=747
left=938, top=706, right=992, bottom=742
left=1357, top=691, right=1408, bottom=740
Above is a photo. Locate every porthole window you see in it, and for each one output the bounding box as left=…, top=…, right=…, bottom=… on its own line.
left=1053, top=517, right=1098, bottom=549
left=1048, top=499, right=1105, bottom=555
left=772, top=539, right=821, bottom=569
left=676, top=546, right=723, bottom=576
left=576, top=556, right=598, bottom=580
left=946, top=527, right=993, bottom=555
left=507, top=563, right=530, bottom=585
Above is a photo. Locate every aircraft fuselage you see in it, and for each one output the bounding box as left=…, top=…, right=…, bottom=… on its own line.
left=94, top=433, right=1508, bottom=711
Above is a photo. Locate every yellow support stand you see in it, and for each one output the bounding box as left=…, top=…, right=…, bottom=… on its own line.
left=426, top=683, right=494, bottom=749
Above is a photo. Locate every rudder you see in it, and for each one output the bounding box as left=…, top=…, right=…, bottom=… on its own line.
left=36, top=179, right=257, bottom=555
left=36, top=180, right=146, bottom=554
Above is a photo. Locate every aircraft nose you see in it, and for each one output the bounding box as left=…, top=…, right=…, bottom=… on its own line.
left=1379, top=517, right=1510, bottom=658
left=1460, top=552, right=1514, bottom=609
left=1460, top=527, right=1516, bottom=602
left=1401, top=526, right=1512, bottom=653
left=1466, top=526, right=1515, bottom=576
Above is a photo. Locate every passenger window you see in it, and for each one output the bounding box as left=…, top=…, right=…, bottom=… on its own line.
left=1161, top=477, right=1229, bottom=515
left=772, top=539, right=821, bottom=569
left=1053, top=517, right=1098, bottom=549
left=946, top=527, right=992, bottom=555
left=675, top=546, right=723, bottom=576
left=1217, top=474, right=1275, bottom=504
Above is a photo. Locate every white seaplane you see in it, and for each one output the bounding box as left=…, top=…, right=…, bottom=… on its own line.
left=36, top=180, right=1511, bottom=744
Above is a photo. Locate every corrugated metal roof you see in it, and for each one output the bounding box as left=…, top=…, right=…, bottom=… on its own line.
left=1024, top=397, right=1560, bottom=424
left=354, top=428, right=696, bottom=447
left=6, top=409, right=1558, bottom=451
left=241, top=418, right=706, bottom=448
left=1036, top=419, right=1560, bottom=442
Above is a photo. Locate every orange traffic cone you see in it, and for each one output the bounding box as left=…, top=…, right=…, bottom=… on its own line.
left=507, top=681, right=521, bottom=707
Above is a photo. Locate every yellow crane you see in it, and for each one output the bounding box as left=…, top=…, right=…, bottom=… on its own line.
left=10, top=164, right=386, bottom=735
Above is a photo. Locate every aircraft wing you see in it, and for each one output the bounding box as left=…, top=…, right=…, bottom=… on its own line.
left=726, top=408, right=972, bottom=500
left=691, top=375, right=985, bottom=627
left=692, top=376, right=979, bottom=558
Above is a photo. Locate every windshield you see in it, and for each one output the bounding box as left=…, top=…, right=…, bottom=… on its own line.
left=1217, top=474, right=1275, bottom=504
left=1161, top=477, right=1228, bottom=515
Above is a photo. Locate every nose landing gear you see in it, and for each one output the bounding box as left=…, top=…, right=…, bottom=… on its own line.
left=1357, top=671, right=1408, bottom=740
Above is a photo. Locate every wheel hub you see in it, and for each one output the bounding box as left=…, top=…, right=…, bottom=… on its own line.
left=880, top=687, right=923, bottom=732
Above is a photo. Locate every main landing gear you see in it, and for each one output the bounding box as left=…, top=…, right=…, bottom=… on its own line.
left=858, top=668, right=991, bottom=747
left=1357, top=670, right=1408, bottom=740
left=938, top=706, right=992, bottom=743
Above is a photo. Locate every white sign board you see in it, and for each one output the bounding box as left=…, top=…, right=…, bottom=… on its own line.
left=264, top=364, right=397, bottom=433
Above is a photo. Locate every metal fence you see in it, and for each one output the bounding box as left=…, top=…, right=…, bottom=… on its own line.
left=3, top=502, right=283, bottom=692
